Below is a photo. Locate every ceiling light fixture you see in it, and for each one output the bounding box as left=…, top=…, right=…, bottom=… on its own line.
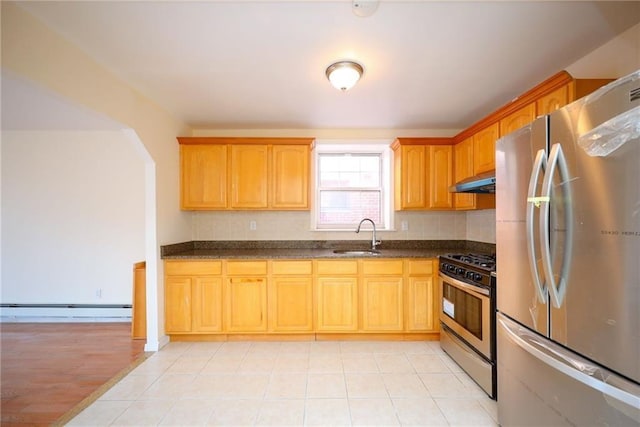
left=325, top=61, right=364, bottom=91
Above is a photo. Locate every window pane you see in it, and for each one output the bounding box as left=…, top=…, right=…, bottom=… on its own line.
left=319, top=154, right=380, bottom=188
left=319, top=190, right=381, bottom=226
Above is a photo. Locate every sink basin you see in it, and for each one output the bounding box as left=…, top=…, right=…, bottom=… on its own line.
left=333, top=249, right=381, bottom=256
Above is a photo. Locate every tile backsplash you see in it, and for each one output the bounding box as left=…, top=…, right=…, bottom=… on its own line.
left=191, top=210, right=493, bottom=243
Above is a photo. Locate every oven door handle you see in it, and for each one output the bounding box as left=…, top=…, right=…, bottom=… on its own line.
left=439, top=272, right=490, bottom=297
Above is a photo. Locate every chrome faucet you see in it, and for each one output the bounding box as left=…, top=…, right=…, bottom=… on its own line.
left=356, top=218, right=381, bottom=251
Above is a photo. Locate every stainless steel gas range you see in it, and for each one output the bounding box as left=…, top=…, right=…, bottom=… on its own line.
left=438, top=253, right=496, bottom=399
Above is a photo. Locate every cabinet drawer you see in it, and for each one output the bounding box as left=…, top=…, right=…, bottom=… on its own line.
left=226, top=260, right=268, bottom=275
left=165, top=261, right=222, bottom=276
left=407, top=259, right=434, bottom=276
left=316, top=260, right=358, bottom=275
left=362, top=259, right=403, bottom=276
left=272, top=260, right=312, bottom=275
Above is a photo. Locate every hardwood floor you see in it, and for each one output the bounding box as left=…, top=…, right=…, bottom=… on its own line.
left=1, top=322, right=146, bottom=426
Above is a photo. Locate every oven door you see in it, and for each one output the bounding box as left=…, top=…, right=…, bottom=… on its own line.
left=439, top=272, right=492, bottom=359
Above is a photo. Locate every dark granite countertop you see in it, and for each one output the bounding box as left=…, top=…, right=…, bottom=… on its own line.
left=161, top=240, right=496, bottom=260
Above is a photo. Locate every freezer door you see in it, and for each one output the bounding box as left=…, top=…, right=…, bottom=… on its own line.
left=496, top=118, right=548, bottom=335
left=498, top=313, right=640, bottom=427
left=546, top=73, right=640, bottom=383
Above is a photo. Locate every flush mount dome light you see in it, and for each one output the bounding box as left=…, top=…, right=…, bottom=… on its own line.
left=325, top=61, right=364, bottom=91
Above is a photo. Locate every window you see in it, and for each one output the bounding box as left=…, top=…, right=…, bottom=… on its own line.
left=313, top=142, right=392, bottom=230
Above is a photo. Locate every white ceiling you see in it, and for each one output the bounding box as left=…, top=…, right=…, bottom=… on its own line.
left=10, top=1, right=640, bottom=131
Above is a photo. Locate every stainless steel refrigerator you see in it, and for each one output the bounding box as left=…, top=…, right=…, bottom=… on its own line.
left=495, top=70, right=640, bottom=426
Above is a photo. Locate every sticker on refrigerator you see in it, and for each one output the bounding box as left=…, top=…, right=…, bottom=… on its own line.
left=443, top=298, right=455, bottom=318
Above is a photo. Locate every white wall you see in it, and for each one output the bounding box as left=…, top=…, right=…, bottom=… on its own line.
left=1, top=131, right=144, bottom=306
left=1, top=3, right=191, bottom=350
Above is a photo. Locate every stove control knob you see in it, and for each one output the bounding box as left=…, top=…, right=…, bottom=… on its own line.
left=474, top=273, right=483, bottom=281
left=466, top=271, right=474, bottom=280
left=456, top=267, right=464, bottom=275
left=447, top=264, right=456, bottom=272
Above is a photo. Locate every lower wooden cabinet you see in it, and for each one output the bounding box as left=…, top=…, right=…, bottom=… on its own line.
left=362, top=277, right=403, bottom=331
left=192, top=277, right=223, bottom=332
left=165, top=277, right=192, bottom=333
left=164, top=260, right=223, bottom=334
left=316, top=277, right=359, bottom=332
left=406, top=259, right=439, bottom=332
left=226, top=277, right=267, bottom=332
left=269, top=276, right=313, bottom=332
left=164, top=257, right=438, bottom=337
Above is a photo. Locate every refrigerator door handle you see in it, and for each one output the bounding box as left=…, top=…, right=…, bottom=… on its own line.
left=526, top=148, right=548, bottom=303
left=498, top=314, right=640, bottom=410
left=540, top=143, right=574, bottom=308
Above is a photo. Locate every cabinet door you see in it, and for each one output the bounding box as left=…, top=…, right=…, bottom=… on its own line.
left=230, top=145, right=268, bottom=209
left=537, top=85, right=568, bottom=116
left=180, top=144, right=227, bottom=209
left=453, top=137, right=476, bottom=210
left=473, top=123, right=499, bottom=174
left=427, top=145, right=453, bottom=209
left=269, top=276, right=313, bottom=331
left=271, top=145, right=309, bottom=210
left=500, top=103, right=536, bottom=137
left=192, top=277, right=223, bottom=332
left=316, top=277, right=358, bottom=331
left=362, top=277, right=404, bottom=331
left=165, top=277, right=192, bottom=333
left=406, top=276, right=436, bottom=332
left=225, top=277, right=268, bottom=332
left=398, top=145, right=427, bottom=209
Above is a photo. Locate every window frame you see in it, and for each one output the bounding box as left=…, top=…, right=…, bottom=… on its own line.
left=311, top=140, right=394, bottom=231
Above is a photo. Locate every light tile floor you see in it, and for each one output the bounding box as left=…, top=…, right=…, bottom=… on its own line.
left=68, top=340, right=498, bottom=426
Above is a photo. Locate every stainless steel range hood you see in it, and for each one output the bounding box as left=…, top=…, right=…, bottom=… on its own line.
left=449, top=170, right=496, bottom=193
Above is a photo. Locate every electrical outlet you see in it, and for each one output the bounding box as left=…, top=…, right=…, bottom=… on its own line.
left=96, top=288, right=102, bottom=298
left=401, top=221, right=409, bottom=231
left=249, top=220, right=257, bottom=230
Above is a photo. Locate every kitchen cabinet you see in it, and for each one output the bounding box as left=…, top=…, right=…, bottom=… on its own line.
left=163, top=257, right=438, bottom=339
left=453, top=137, right=475, bottom=210
left=165, top=277, right=192, bottom=333
left=473, top=123, right=499, bottom=175
left=315, top=260, right=359, bottom=332
left=225, top=261, right=268, bottom=332
left=392, top=139, right=454, bottom=211
left=271, top=145, right=310, bottom=209
left=453, top=137, right=495, bottom=211
left=230, top=144, right=268, bottom=209
left=537, top=85, right=568, bottom=116
left=269, top=260, right=313, bottom=332
left=427, top=145, right=453, bottom=209
left=177, top=137, right=313, bottom=211
left=180, top=144, right=228, bottom=209
left=393, top=143, right=427, bottom=209
left=500, top=103, right=536, bottom=137
left=405, top=259, right=438, bottom=332
left=164, top=261, right=223, bottom=333
left=361, top=260, right=404, bottom=331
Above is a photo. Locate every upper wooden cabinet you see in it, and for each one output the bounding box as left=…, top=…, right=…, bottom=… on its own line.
left=271, top=145, right=310, bottom=210
left=230, top=144, right=269, bottom=209
left=392, top=138, right=454, bottom=211
left=500, top=103, right=536, bottom=137
left=473, top=123, right=499, bottom=175
left=180, top=144, right=228, bottom=209
left=178, top=137, right=313, bottom=211
left=427, top=145, right=453, bottom=209
left=537, top=85, right=568, bottom=116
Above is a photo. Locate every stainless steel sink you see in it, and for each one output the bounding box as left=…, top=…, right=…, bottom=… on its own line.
left=332, top=249, right=381, bottom=256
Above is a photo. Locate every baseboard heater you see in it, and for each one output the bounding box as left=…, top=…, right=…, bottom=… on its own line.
left=1, top=303, right=132, bottom=308
left=0, top=303, right=132, bottom=322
